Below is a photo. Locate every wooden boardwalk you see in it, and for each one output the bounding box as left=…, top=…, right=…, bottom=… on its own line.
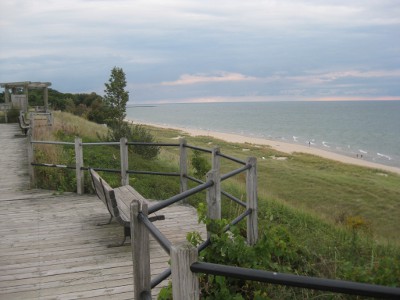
left=0, top=124, right=206, bottom=299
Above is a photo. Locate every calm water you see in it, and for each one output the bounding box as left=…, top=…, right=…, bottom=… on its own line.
left=126, top=101, right=400, bottom=168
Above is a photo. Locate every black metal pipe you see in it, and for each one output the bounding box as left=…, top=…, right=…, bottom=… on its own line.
left=31, top=163, right=76, bottom=170
left=127, top=142, right=179, bottom=147
left=217, top=153, right=246, bottom=165
left=186, top=175, right=204, bottom=184
left=197, top=238, right=211, bottom=253
left=31, top=140, right=74, bottom=145
left=137, top=213, right=171, bottom=254
left=221, top=164, right=251, bottom=181
left=148, top=180, right=214, bottom=214
left=81, top=167, right=120, bottom=173
left=197, top=209, right=251, bottom=253
left=226, top=209, right=251, bottom=230
left=190, top=262, right=400, bottom=299
left=126, top=170, right=180, bottom=177
left=81, top=142, right=120, bottom=146
left=151, top=268, right=171, bottom=288
left=185, top=144, right=213, bottom=153
left=221, top=190, right=246, bottom=207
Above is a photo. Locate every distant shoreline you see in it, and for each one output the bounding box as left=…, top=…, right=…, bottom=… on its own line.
left=126, top=118, right=400, bottom=175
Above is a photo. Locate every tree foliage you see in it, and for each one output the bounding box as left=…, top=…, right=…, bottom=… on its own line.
left=103, top=66, right=129, bottom=129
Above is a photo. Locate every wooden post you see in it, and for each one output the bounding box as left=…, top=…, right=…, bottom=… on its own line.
left=246, top=157, right=258, bottom=245
left=212, top=147, right=220, bottom=171
left=206, top=169, right=221, bottom=238
left=131, top=200, right=151, bottom=299
left=179, top=138, right=188, bottom=198
left=24, top=83, right=29, bottom=113
left=74, top=137, right=84, bottom=195
left=120, top=137, right=129, bottom=186
left=43, top=86, right=48, bottom=111
left=27, top=133, right=35, bottom=188
left=171, top=242, right=199, bottom=300
left=29, top=113, right=35, bottom=135
left=4, top=87, right=10, bottom=104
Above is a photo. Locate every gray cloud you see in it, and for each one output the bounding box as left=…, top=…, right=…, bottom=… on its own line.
left=0, top=0, right=399, bottom=102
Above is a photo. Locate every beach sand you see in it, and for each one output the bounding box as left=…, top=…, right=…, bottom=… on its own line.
left=127, top=119, right=400, bottom=175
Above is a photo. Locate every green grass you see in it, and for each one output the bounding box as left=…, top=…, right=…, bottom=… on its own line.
left=145, top=125, right=400, bottom=245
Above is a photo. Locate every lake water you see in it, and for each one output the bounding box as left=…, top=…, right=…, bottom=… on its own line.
left=126, top=101, right=400, bottom=168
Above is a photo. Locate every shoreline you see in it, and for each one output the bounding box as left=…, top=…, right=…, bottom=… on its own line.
left=127, top=118, right=400, bottom=175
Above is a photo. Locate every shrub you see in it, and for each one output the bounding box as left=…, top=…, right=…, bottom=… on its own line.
left=103, top=122, right=160, bottom=160
left=191, top=150, right=211, bottom=179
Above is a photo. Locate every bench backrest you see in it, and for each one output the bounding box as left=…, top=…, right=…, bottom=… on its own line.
left=89, top=169, right=120, bottom=219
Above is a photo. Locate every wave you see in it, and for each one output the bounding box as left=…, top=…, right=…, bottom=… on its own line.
left=359, top=149, right=368, bottom=154
left=322, top=141, right=330, bottom=148
left=377, top=153, right=392, bottom=160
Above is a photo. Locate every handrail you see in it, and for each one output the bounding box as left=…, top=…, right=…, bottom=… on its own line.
left=185, top=144, right=213, bottom=153
left=31, top=140, right=74, bottom=145
left=217, top=152, right=247, bottom=165
left=151, top=268, right=171, bottom=289
left=148, top=180, right=214, bottom=214
left=31, top=162, right=76, bottom=169
left=81, top=142, right=120, bottom=146
left=221, top=164, right=251, bottom=181
left=127, top=170, right=180, bottom=177
left=127, top=141, right=179, bottom=147
left=190, top=262, right=400, bottom=299
left=221, top=190, right=247, bottom=207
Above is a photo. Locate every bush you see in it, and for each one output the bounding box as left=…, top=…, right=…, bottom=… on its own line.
left=105, top=122, right=160, bottom=160
left=191, top=150, right=211, bottom=179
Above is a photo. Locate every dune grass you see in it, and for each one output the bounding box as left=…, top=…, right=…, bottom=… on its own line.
left=145, top=124, right=400, bottom=245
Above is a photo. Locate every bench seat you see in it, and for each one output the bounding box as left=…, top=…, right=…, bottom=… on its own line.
left=89, top=168, right=163, bottom=247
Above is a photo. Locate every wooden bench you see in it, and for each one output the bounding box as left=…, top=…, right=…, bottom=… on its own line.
left=18, top=114, right=30, bottom=135
left=89, top=168, right=164, bottom=247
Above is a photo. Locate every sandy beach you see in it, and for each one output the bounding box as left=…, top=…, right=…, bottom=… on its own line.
left=127, top=119, right=400, bottom=175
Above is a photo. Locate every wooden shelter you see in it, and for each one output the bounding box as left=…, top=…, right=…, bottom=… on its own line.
left=0, top=81, right=51, bottom=112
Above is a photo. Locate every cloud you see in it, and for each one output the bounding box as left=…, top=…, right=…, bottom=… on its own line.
left=289, top=69, right=400, bottom=85
left=161, top=72, right=257, bottom=86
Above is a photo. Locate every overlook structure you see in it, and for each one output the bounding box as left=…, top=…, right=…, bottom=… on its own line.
left=0, top=81, right=51, bottom=113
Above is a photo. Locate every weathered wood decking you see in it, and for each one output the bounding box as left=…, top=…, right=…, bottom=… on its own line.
left=0, top=124, right=206, bottom=299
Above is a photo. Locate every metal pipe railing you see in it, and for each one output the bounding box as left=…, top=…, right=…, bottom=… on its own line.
left=127, top=170, right=180, bottom=177
left=221, top=164, right=251, bottom=181
left=148, top=180, right=214, bottom=214
left=151, top=268, right=171, bottom=289
left=190, top=262, right=400, bottom=299
left=31, top=140, right=74, bottom=145
left=81, top=142, right=120, bottom=146
left=221, top=190, right=247, bottom=207
left=127, top=142, right=179, bottom=147
left=217, top=152, right=246, bottom=165
left=185, top=144, right=213, bottom=153
left=31, top=162, right=76, bottom=169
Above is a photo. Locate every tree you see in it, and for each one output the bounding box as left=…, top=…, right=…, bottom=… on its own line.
left=103, top=67, right=129, bottom=129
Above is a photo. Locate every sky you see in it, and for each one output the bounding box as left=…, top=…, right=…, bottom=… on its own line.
left=1, top=0, right=399, bottom=104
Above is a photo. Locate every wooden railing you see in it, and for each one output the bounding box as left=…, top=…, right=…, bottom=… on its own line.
left=26, top=134, right=400, bottom=299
